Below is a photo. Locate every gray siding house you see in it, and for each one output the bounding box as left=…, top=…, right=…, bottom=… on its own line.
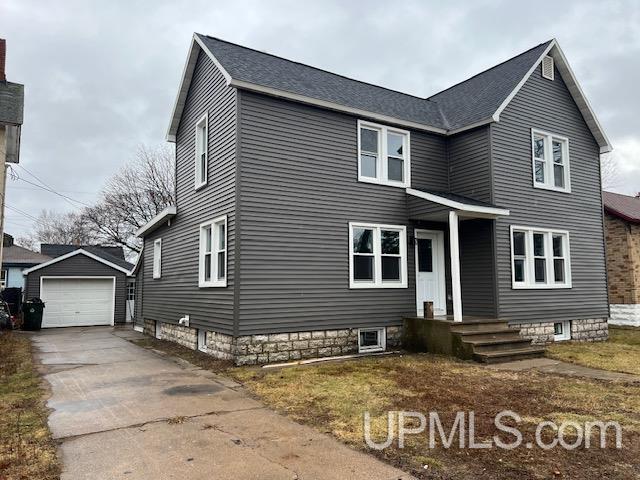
left=135, top=34, right=611, bottom=364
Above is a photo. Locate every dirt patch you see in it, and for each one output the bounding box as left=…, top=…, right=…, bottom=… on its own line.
left=548, top=326, right=640, bottom=375
left=0, top=331, right=61, bottom=480
left=232, top=353, right=640, bottom=480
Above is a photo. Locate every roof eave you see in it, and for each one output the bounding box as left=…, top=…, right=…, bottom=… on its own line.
left=135, top=206, right=177, bottom=237
left=604, top=205, right=640, bottom=224
left=406, top=188, right=510, bottom=217
left=22, top=249, right=132, bottom=276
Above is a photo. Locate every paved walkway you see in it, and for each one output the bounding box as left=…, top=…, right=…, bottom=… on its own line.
left=487, top=357, right=640, bottom=383
left=32, top=327, right=412, bottom=480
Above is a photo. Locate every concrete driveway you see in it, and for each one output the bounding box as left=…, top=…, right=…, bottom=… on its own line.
left=32, top=327, right=412, bottom=480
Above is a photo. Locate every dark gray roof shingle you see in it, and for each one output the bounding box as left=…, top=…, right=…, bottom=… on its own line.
left=0, top=81, right=24, bottom=126
left=2, top=245, right=50, bottom=266
left=40, top=244, right=133, bottom=270
left=196, top=34, right=552, bottom=133
left=428, top=41, right=552, bottom=130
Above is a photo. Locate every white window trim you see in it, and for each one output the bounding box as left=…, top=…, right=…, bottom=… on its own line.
left=153, top=238, right=162, bottom=279
left=357, top=120, right=411, bottom=188
left=348, top=222, right=407, bottom=289
left=531, top=128, right=571, bottom=193
left=358, top=327, right=386, bottom=353
left=554, top=321, right=571, bottom=341
left=198, top=215, right=228, bottom=288
left=195, top=112, right=208, bottom=190
left=0, top=269, right=7, bottom=289
left=510, top=225, right=572, bottom=289
left=197, top=329, right=207, bottom=352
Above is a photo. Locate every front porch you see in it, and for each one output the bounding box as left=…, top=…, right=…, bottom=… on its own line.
left=404, top=188, right=545, bottom=363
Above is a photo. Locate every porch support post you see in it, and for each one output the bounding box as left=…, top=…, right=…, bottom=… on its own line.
left=449, top=210, right=463, bottom=322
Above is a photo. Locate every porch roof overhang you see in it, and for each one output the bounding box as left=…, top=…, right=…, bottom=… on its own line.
left=406, top=188, right=510, bottom=221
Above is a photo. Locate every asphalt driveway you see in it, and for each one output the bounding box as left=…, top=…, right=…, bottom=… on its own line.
left=32, top=327, right=412, bottom=480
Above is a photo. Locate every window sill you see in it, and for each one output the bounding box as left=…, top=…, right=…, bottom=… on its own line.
left=358, top=346, right=385, bottom=353
left=357, top=176, right=409, bottom=189
left=199, top=281, right=227, bottom=288
left=350, top=282, right=407, bottom=289
left=533, top=183, right=571, bottom=194
left=511, top=283, right=572, bottom=290
left=194, top=182, right=207, bottom=192
left=153, top=275, right=161, bottom=280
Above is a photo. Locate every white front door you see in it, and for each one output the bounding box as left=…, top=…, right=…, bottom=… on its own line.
left=415, top=230, right=446, bottom=316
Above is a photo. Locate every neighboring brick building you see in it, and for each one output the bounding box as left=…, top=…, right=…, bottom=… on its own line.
left=603, top=191, right=640, bottom=326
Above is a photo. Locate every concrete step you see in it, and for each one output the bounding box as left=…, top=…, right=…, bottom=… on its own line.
left=468, top=337, right=534, bottom=353
left=451, top=325, right=518, bottom=336
left=473, top=346, right=546, bottom=364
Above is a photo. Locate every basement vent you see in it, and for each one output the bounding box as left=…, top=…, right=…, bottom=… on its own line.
left=542, top=55, right=554, bottom=80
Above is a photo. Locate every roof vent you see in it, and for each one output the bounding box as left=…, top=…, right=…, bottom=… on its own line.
left=542, top=55, right=554, bottom=80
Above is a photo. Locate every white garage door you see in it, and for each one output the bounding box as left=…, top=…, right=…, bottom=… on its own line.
left=41, top=277, right=115, bottom=328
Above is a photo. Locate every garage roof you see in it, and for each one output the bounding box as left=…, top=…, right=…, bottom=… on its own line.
left=22, top=249, right=133, bottom=275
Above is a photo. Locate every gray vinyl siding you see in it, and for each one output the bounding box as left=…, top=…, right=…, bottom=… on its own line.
left=459, top=219, right=497, bottom=317
left=448, top=126, right=492, bottom=203
left=492, top=63, right=608, bottom=323
left=141, top=50, right=237, bottom=335
left=25, top=255, right=127, bottom=324
left=237, top=91, right=448, bottom=334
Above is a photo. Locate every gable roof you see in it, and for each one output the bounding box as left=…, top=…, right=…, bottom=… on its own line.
left=603, top=191, right=640, bottom=223
left=167, top=35, right=611, bottom=153
left=2, top=245, right=51, bottom=266
left=23, top=248, right=133, bottom=275
left=39, top=244, right=133, bottom=271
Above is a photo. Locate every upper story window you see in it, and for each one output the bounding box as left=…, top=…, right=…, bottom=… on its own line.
left=531, top=129, right=570, bottom=193
left=349, top=222, right=407, bottom=289
left=153, top=239, right=162, bottom=279
left=199, top=215, right=227, bottom=287
left=357, top=120, right=410, bottom=188
left=195, top=113, right=208, bottom=189
left=510, top=226, right=571, bottom=289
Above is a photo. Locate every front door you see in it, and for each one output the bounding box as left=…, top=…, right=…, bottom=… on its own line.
left=415, top=230, right=446, bottom=316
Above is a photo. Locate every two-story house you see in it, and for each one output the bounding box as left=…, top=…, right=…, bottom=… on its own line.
left=134, top=34, right=611, bottom=364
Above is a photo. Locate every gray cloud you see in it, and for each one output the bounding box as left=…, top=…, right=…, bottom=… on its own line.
left=1, top=0, right=638, bottom=238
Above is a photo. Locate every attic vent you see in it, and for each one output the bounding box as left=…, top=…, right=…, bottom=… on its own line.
left=542, top=55, right=554, bottom=80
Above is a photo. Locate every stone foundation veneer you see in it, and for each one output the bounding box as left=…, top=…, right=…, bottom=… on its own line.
left=609, top=304, right=640, bottom=327
left=142, top=320, right=402, bottom=365
left=517, top=318, right=608, bottom=344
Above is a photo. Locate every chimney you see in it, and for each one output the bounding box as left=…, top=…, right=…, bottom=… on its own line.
left=0, top=38, right=5, bottom=81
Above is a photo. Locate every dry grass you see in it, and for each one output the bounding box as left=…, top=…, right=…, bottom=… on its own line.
left=130, top=337, right=233, bottom=373
left=547, top=326, right=640, bottom=375
left=231, top=354, right=640, bottom=480
left=0, top=331, right=60, bottom=480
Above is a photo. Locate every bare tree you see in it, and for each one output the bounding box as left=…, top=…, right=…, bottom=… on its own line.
left=601, top=153, right=621, bottom=191
left=84, top=145, right=175, bottom=255
left=19, top=209, right=97, bottom=248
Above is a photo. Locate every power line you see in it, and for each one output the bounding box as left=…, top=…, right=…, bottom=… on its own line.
left=6, top=185, right=95, bottom=195
left=10, top=164, right=92, bottom=208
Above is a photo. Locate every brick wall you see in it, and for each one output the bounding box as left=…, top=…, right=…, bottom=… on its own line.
left=604, top=213, right=640, bottom=304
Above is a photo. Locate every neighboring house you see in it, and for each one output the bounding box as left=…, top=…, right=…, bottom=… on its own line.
left=23, top=244, right=134, bottom=328
left=135, top=34, right=611, bottom=364
left=1, top=234, right=50, bottom=289
left=603, top=191, right=640, bottom=326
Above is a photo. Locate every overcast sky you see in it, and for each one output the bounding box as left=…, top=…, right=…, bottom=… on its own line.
left=1, top=0, right=639, bottom=241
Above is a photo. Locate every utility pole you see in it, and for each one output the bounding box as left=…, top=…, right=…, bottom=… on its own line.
left=0, top=38, right=25, bottom=283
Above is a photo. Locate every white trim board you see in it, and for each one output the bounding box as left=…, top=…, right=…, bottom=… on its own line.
left=23, top=249, right=131, bottom=275
left=406, top=188, right=510, bottom=217
left=166, top=36, right=611, bottom=153
left=135, top=206, right=177, bottom=238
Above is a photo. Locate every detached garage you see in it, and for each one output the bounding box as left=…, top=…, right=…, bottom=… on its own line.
left=23, top=247, right=133, bottom=328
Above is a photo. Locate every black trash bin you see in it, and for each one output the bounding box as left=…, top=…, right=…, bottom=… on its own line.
left=22, top=298, right=45, bottom=331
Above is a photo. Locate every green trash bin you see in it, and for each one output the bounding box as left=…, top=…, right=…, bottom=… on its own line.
left=22, top=298, right=45, bottom=331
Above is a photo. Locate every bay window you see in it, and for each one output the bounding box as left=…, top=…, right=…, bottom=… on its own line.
left=357, top=120, right=410, bottom=187
left=510, top=226, right=571, bottom=288
left=531, top=129, right=570, bottom=192
left=349, top=222, right=407, bottom=288
left=199, top=215, right=227, bottom=287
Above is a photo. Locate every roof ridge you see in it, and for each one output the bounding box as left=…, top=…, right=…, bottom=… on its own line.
left=198, top=33, right=436, bottom=103
left=427, top=39, right=554, bottom=100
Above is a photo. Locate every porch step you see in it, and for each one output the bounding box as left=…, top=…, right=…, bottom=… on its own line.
left=473, top=346, right=547, bottom=364
left=461, top=334, right=532, bottom=353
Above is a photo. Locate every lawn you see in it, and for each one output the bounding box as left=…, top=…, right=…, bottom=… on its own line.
left=547, top=326, right=640, bottom=375
left=130, top=334, right=640, bottom=480
left=0, top=331, right=60, bottom=480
